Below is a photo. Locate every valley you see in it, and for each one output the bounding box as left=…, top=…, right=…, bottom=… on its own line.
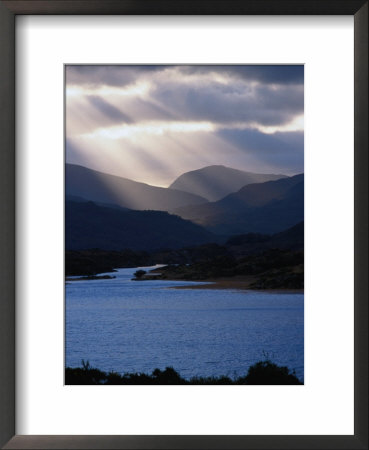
left=66, top=163, right=304, bottom=290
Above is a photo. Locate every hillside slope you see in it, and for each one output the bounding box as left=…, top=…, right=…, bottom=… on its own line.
left=169, top=165, right=287, bottom=201
left=174, top=174, right=304, bottom=235
left=66, top=164, right=208, bottom=211
left=66, top=200, right=216, bottom=251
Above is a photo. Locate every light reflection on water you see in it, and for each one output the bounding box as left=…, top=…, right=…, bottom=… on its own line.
left=66, top=266, right=304, bottom=381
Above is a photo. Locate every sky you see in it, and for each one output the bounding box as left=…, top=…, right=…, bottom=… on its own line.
left=66, top=65, right=304, bottom=187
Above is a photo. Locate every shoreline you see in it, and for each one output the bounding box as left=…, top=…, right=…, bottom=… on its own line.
left=67, top=267, right=304, bottom=293
left=167, top=280, right=304, bottom=294
left=162, top=276, right=303, bottom=294
left=66, top=274, right=116, bottom=282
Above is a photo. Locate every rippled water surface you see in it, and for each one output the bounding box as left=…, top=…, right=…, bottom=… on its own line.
left=66, top=266, right=304, bottom=380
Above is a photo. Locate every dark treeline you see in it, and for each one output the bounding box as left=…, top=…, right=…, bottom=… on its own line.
left=66, top=248, right=152, bottom=276
left=66, top=243, right=229, bottom=276
left=66, top=360, right=302, bottom=385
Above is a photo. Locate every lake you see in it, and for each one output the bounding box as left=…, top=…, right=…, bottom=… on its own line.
left=66, top=266, right=304, bottom=381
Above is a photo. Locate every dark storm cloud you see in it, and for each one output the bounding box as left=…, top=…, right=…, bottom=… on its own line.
left=217, top=128, right=304, bottom=171
left=66, top=64, right=304, bottom=184
left=153, top=82, right=303, bottom=126
left=66, top=65, right=304, bottom=88
left=66, top=65, right=169, bottom=87
left=66, top=65, right=303, bottom=128
left=178, top=65, right=304, bottom=85
left=88, top=96, right=133, bottom=123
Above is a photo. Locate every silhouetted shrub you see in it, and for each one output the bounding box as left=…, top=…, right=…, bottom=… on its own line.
left=243, top=360, right=302, bottom=385
left=152, top=367, right=184, bottom=384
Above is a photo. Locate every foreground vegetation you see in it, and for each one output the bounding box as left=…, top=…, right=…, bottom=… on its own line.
left=66, top=360, right=302, bottom=385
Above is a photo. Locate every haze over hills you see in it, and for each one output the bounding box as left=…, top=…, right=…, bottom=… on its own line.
left=65, top=163, right=303, bottom=245
left=169, top=165, right=288, bottom=201
left=66, top=164, right=208, bottom=212
left=173, top=174, right=304, bottom=235
left=66, top=199, right=216, bottom=251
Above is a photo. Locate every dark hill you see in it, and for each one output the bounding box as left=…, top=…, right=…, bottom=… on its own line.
left=173, top=174, right=304, bottom=235
left=169, top=165, right=287, bottom=201
left=218, top=173, right=303, bottom=209
left=66, top=164, right=208, bottom=211
left=66, top=194, right=129, bottom=210
left=226, top=221, right=304, bottom=256
left=66, top=200, right=216, bottom=251
left=271, top=220, right=304, bottom=249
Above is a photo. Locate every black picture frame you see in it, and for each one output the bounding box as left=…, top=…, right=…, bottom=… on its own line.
left=0, top=1, right=367, bottom=449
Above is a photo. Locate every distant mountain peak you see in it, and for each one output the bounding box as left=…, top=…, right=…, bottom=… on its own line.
left=169, top=165, right=288, bottom=202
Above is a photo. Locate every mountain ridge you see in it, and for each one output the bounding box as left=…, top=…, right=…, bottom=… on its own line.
left=66, top=163, right=208, bottom=211
left=66, top=199, right=216, bottom=251
left=169, top=165, right=288, bottom=201
left=173, top=174, right=304, bottom=235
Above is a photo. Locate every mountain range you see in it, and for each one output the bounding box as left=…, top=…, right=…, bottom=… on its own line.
left=173, top=174, right=304, bottom=235
left=65, top=163, right=303, bottom=250
left=169, top=165, right=287, bottom=201
left=66, top=164, right=207, bottom=211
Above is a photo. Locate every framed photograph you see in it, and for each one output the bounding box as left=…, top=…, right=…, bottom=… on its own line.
left=0, top=1, right=367, bottom=449
left=65, top=63, right=305, bottom=388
